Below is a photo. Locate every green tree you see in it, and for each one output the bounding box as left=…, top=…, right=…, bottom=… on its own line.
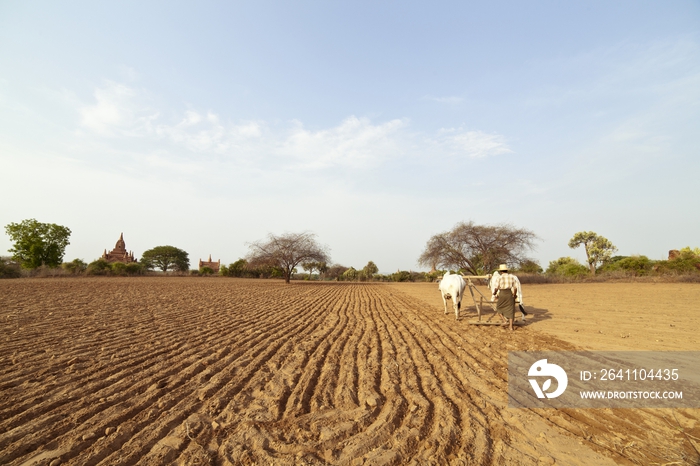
left=140, top=245, right=190, bottom=272
left=228, top=259, right=250, bottom=277
left=568, top=231, right=617, bottom=274
left=391, top=270, right=412, bottom=282
left=342, top=267, right=357, bottom=281
left=546, top=257, right=589, bottom=277
left=4, top=219, right=72, bottom=269
left=657, top=248, right=700, bottom=274
left=418, top=221, right=538, bottom=276
left=602, top=255, right=654, bottom=276
left=62, top=258, right=87, bottom=274
left=111, top=262, right=128, bottom=276
left=515, top=259, right=543, bottom=274
left=362, top=261, right=379, bottom=280
left=305, top=261, right=330, bottom=279
left=247, top=232, right=330, bottom=284
left=86, top=258, right=112, bottom=275
left=679, top=246, right=700, bottom=257
left=125, top=262, right=144, bottom=275
left=301, top=261, right=318, bottom=279
left=317, top=261, right=328, bottom=279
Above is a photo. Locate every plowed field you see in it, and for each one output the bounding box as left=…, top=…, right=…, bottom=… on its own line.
left=1, top=278, right=698, bottom=465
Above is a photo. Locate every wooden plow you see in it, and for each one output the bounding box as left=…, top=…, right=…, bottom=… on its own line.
left=460, top=275, right=526, bottom=326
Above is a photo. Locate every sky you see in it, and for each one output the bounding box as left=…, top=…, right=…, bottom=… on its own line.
left=1, top=1, right=699, bottom=274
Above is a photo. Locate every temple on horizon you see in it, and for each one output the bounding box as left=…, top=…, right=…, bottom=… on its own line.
left=102, top=233, right=137, bottom=263
left=199, top=254, right=220, bottom=273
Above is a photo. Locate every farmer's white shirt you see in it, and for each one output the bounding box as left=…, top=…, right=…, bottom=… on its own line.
left=493, top=273, right=518, bottom=298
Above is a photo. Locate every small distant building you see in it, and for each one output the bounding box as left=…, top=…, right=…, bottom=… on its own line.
left=102, top=233, right=137, bottom=263
left=199, top=254, right=220, bottom=273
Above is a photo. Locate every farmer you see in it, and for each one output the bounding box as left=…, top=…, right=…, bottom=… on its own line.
left=492, top=264, right=518, bottom=331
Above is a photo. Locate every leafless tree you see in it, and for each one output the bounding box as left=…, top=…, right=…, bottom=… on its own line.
left=325, top=264, right=349, bottom=281
left=247, top=232, right=330, bottom=284
left=418, top=221, right=539, bottom=275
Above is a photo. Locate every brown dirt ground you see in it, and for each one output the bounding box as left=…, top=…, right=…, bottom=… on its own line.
left=1, top=278, right=699, bottom=465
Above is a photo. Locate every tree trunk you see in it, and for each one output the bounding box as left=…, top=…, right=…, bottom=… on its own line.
left=585, top=244, right=595, bottom=274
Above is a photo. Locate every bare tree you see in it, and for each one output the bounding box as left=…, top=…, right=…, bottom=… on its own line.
left=247, top=232, right=330, bottom=284
left=418, top=221, right=539, bottom=275
left=325, top=263, right=348, bottom=281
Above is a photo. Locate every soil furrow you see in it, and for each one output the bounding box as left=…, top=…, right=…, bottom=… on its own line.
left=2, top=279, right=697, bottom=466
left=106, top=283, right=347, bottom=464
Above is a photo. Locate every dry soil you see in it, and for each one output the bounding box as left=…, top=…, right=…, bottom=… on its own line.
left=1, top=278, right=698, bottom=465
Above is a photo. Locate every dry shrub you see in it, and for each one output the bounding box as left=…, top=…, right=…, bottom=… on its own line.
left=520, top=271, right=700, bottom=285
left=517, top=273, right=556, bottom=284
left=24, top=266, right=71, bottom=278
left=0, top=257, right=21, bottom=279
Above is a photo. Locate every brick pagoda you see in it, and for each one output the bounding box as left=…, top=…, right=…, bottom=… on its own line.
left=199, top=254, right=220, bottom=273
left=102, top=233, right=137, bottom=263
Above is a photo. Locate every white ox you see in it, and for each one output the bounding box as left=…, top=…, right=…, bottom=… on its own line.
left=487, top=271, right=526, bottom=317
left=438, top=271, right=467, bottom=320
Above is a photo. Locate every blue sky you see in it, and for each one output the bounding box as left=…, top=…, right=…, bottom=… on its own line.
left=1, top=1, right=699, bottom=273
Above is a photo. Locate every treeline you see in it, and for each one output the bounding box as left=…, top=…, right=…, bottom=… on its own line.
left=3, top=218, right=700, bottom=282
left=219, top=258, right=439, bottom=282
left=0, top=257, right=149, bottom=278
left=545, top=247, right=700, bottom=279
left=1, top=218, right=193, bottom=278
left=420, top=223, right=700, bottom=282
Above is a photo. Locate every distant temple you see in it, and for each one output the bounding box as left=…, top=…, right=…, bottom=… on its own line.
left=102, top=233, right=137, bottom=263
left=199, top=254, right=220, bottom=273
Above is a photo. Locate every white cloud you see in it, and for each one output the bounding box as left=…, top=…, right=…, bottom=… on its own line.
left=76, top=82, right=511, bottom=173
left=155, top=113, right=226, bottom=153
left=278, top=116, right=406, bottom=169
left=434, top=128, right=513, bottom=158
left=147, top=114, right=408, bottom=169
left=179, top=110, right=202, bottom=126
left=231, top=121, right=263, bottom=138
left=79, top=81, right=136, bottom=135
left=78, top=80, right=158, bottom=136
